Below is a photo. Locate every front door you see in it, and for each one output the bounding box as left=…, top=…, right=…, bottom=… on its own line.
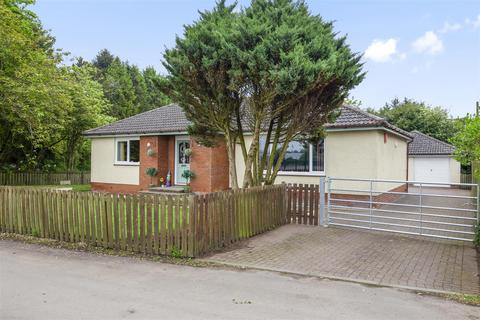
left=176, top=140, right=190, bottom=185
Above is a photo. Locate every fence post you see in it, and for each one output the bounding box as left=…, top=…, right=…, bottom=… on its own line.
left=319, top=176, right=326, bottom=226
left=369, top=180, right=373, bottom=229
left=419, top=183, right=423, bottom=235
left=476, top=184, right=479, bottom=225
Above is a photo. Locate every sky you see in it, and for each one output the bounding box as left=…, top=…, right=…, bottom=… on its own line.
left=31, top=0, right=480, bottom=117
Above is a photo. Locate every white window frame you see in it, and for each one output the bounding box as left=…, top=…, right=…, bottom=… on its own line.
left=174, top=135, right=191, bottom=185
left=114, top=137, right=140, bottom=166
left=269, top=140, right=325, bottom=176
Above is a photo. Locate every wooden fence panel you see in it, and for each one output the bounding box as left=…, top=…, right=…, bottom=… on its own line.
left=0, top=172, right=91, bottom=186
left=285, top=184, right=321, bottom=226
left=1, top=184, right=290, bottom=257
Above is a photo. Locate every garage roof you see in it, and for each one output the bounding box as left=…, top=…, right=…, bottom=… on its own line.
left=83, top=103, right=412, bottom=140
left=408, top=131, right=455, bottom=156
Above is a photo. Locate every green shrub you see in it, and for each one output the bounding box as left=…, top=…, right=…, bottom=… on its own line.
left=170, top=246, right=183, bottom=258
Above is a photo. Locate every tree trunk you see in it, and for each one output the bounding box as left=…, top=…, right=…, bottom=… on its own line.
left=224, top=132, right=238, bottom=189
left=242, top=119, right=261, bottom=188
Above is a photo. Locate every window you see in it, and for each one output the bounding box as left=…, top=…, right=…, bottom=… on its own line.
left=312, top=140, right=324, bottom=172
left=279, top=141, right=310, bottom=172
left=115, top=138, right=140, bottom=164
left=260, top=138, right=325, bottom=174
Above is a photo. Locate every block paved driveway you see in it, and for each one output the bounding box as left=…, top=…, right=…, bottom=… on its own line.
left=205, top=224, right=480, bottom=294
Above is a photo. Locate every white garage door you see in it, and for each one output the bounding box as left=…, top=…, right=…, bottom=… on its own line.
left=413, top=157, right=450, bottom=185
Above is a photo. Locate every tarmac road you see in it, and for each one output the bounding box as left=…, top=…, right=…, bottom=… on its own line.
left=0, top=240, right=478, bottom=320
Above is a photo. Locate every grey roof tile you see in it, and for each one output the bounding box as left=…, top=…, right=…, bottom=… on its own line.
left=83, top=104, right=412, bottom=140
left=324, top=105, right=413, bottom=139
left=83, top=104, right=190, bottom=136
left=408, top=131, right=455, bottom=155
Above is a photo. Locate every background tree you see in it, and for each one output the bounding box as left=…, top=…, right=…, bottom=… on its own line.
left=0, top=1, right=171, bottom=172
left=0, top=0, right=70, bottom=170
left=451, top=115, right=480, bottom=178
left=93, top=50, right=171, bottom=119
left=144, top=67, right=171, bottom=108
left=366, top=98, right=459, bottom=142
left=102, top=58, right=137, bottom=119
left=92, top=48, right=115, bottom=77
left=61, top=63, right=112, bottom=170
left=164, top=0, right=364, bottom=188
left=127, top=64, right=149, bottom=113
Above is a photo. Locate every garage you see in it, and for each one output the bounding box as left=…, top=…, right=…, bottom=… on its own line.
left=412, top=157, right=451, bottom=183
left=408, top=131, right=460, bottom=185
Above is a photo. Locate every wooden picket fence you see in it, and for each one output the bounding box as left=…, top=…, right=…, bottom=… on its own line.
left=0, top=184, right=287, bottom=257
left=286, top=184, right=320, bottom=226
left=0, top=171, right=90, bottom=186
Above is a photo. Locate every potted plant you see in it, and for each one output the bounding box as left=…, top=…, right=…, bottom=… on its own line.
left=181, top=169, right=195, bottom=192
left=145, top=167, right=159, bottom=187
left=184, top=148, right=192, bottom=157
left=146, top=148, right=156, bottom=157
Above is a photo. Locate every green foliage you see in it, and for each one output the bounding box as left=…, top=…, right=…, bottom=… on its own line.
left=143, top=67, right=171, bottom=108
left=145, top=167, right=159, bottom=177
left=445, top=293, right=480, bottom=306
left=170, top=246, right=183, bottom=258
left=0, top=0, right=70, bottom=170
left=451, top=116, right=480, bottom=167
left=181, top=169, right=195, bottom=181
left=163, top=0, right=364, bottom=187
left=0, top=2, right=170, bottom=172
left=94, top=51, right=171, bottom=120
left=61, top=62, right=112, bottom=170
left=92, top=49, right=115, bottom=74
left=473, top=222, right=480, bottom=248
left=367, top=98, right=459, bottom=142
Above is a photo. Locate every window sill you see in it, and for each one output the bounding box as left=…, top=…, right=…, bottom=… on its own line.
left=276, top=171, right=325, bottom=177
left=114, top=162, right=140, bottom=167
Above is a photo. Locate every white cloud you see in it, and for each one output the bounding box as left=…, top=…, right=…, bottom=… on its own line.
left=439, top=22, right=462, bottom=33
left=472, top=14, right=480, bottom=28
left=364, top=38, right=398, bottom=62
left=412, top=31, right=444, bottom=55
left=465, top=14, right=480, bottom=28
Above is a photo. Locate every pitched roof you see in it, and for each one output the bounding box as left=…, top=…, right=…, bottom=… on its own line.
left=324, top=105, right=412, bottom=139
left=83, top=103, right=412, bottom=140
left=83, top=104, right=190, bottom=136
left=408, top=131, right=455, bottom=156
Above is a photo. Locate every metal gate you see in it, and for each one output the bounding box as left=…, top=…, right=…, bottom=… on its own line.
left=323, top=177, right=479, bottom=242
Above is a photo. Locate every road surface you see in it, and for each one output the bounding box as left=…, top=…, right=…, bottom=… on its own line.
left=0, top=240, right=478, bottom=320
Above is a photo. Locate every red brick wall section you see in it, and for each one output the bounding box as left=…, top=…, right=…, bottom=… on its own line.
left=330, top=184, right=408, bottom=208
left=91, top=182, right=142, bottom=194
left=140, top=136, right=159, bottom=189
left=168, top=136, right=176, bottom=185
left=374, top=184, right=408, bottom=205
left=189, top=137, right=230, bottom=192
left=139, top=136, right=175, bottom=190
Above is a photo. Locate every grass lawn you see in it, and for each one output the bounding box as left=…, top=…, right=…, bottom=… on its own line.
left=444, top=293, right=480, bottom=306
left=25, top=184, right=91, bottom=192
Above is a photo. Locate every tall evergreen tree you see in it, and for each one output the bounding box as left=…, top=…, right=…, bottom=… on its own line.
left=144, top=67, right=171, bottom=108
left=164, top=0, right=364, bottom=187
left=127, top=64, right=149, bottom=113
left=92, top=48, right=115, bottom=75
left=102, top=58, right=137, bottom=119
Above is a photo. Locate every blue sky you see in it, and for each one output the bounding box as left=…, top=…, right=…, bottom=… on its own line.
left=32, top=0, right=479, bottom=117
